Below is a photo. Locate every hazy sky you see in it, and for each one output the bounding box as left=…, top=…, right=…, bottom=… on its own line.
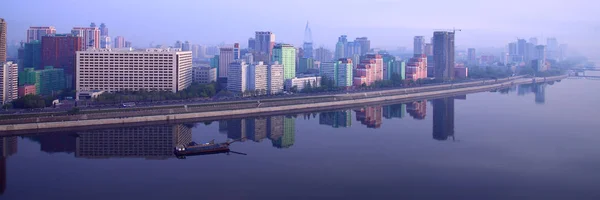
left=3, top=0, right=599, bottom=59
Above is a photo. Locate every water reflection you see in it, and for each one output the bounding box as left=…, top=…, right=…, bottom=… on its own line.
left=220, top=116, right=296, bottom=148
left=0, top=137, right=17, bottom=195
left=511, top=82, right=550, bottom=104
left=432, top=97, right=455, bottom=141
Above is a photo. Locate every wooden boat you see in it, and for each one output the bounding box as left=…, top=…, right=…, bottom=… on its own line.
left=174, top=140, right=230, bottom=156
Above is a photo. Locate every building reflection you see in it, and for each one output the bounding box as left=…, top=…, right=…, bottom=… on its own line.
left=383, top=104, right=406, bottom=119
left=432, top=97, right=455, bottom=141
left=74, top=125, right=192, bottom=159
left=407, top=100, right=427, bottom=120
left=354, top=106, right=383, bottom=128
left=0, top=137, right=17, bottom=196
left=26, top=133, right=76, bottom=154
left=533, top=84, right=546, bottom=104
left=319, top=110, right=352, bottom=128
left=223, top=116, right=296, bottom=149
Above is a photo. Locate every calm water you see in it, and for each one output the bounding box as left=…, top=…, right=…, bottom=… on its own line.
left=1, top=76, right=600, bottom=199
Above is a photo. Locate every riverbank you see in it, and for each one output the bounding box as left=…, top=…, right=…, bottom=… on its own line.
left=0, top=75, right=566, bottom=134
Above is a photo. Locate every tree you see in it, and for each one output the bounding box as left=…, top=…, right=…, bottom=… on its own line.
left=11, top=95, right=47, bottom=109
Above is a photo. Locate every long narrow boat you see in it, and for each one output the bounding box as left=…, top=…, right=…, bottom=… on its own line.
left=174, top=140, right=230, bottom=156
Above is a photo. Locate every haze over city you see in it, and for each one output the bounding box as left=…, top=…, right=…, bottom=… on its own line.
left=3, top=0, right=598, bottom=61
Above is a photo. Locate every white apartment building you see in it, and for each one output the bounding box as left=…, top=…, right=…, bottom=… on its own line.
left=76, top=48, right=192, bottom=93
left=248, top=62, right=268, bottom=93
left=0, top=62, right=18, bottom=104
left=192, top=66, right=216, bottom=84
left=267, top=62, right=284, bottom=95
left=227, top=61, right=248, bottom=93
left=285, top=76, right=321, bottom=92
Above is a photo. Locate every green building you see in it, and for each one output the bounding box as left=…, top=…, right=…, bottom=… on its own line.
left=298, top=57, right=313, bottom=74
left=19, top=40, right=42, bottom=71
left=19, top=66, right=66, bottom=95
left=388, top=60, right=406, bottom=80
left=272, top=44, right=296, bottom=80
left=272, top=116, right=295, bottom=148
left=210, top=55, right=219, bottom=68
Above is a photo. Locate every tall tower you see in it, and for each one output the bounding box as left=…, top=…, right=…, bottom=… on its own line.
left=0, top=18, right=6, bottom=63
left=433, top=31, right=455, bottom=80
left=413, top=36, right=425, bottom=55
left=302, top=21, right=313, bottom=59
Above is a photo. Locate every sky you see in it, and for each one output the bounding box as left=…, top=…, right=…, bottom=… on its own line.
left=3, top=0, right=599, bottom=60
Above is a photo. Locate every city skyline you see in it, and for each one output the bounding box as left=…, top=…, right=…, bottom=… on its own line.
left=2, top=0, right=598, bottom=61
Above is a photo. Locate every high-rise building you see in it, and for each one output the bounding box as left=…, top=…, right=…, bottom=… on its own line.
left=26, top=26, right=56, bottom=43
left=71, top=27, right=100, bottom=50
left=19, top=66, right=66, bottom=95
left=0, top=18, right=6, bottom=63
left=355, top=37, right=370, bottom=55
left=345, top=42, right=361, bottom=58
left=546, top=38, right=559, bottom=60
left=182, top=41, right=191, bottom=51
left=424, top=43, right=433, bottom=56
left=406, top=54, right=428, bottom=80
left=433, top=97, right=455, bottom=141
left=335, top=41, right=345, bottom=60
left=297, top=57, right=313, bottom=74
left=198, top=45, right=207, bottom=59
left=174, top=41, right=183, bottom=49
left=210, top=55, right=219, bottom=68
left=272, top=44, right=296, bottom=80
left=248, top=62, right=268, bottom=94
left=433, top=31, right=455, bottom=80
left=267, top=62, right=284, bottom=95
left=303, top=22, right=313, bottom=59
left=254, top=31, right=275, bottom=63
left=233, top=43, right=241, bottom=60
left=1, top=62, right=18, bottom=105
left=467, top=48, right=477, bottom=65
left=114, top=36, right=125, bottom=48
left=389, top=60, right=406, bottom=80
left=336, top=58, right=353, bottom=87
left=532, top=45, right=547, bottom=72
left=353, top=54, right=383, bottom=86
left=227, top=61, right=248, bottom=93
left=242, top=53, right=254, bottom=64
left=41, top=34, right=84, bottom=89
left=192, top=66, right=216, bottom=84
left=559, top=44, right=568, bottom=61
left=248, top=38, right=255, bottom=51
left=414, top=36, right=425, bottom=55
left=98, top=23, right=110, bottom=49
left=517, top=39, right=527, bottom=58
left=315, top=47, right=333, bottom=62
left=218, top=47, right=234, bottom=78
left=99, top=23, right=108, bottom=37
left=76, top=48, right=192, bottom=94
left=18, top=41, right=42, bottom=71
left=124, top=41, right=132, bottom=48
left=191, top=44, right=200, bottom=59
left=100, top=36, right=111, bottom=49
left=529, top=37, right=538, bottom=45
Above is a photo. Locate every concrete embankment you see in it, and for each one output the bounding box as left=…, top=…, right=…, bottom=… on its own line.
left=0, top=76, right=566, bottom=134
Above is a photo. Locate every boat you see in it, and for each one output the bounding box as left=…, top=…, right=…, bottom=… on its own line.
left=174, top=140, right=230, bottom=156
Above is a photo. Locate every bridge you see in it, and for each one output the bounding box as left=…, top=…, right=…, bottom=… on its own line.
left=567, top=76, right=600, bottom=80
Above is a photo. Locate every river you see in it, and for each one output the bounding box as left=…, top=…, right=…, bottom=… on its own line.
left=1, top=74, right=599, bottom=199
